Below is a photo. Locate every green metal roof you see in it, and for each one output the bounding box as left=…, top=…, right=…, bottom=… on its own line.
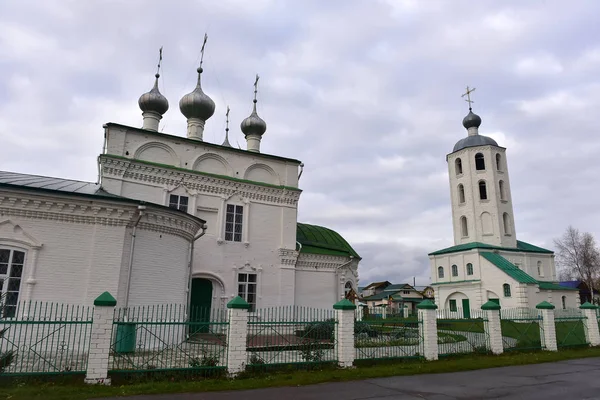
left=362, top=292, right=392, bottom=301
left=428, top=240, right=553, bottom=256
left=384, top=284, right=411, bottom=291
left=538, top=281, right=579, bottom=291
left=296, top=223, right=360, bottom=259
left=480, top=252, right=538, bottom=284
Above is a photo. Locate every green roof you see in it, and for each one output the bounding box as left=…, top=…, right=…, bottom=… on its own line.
left=480, top=252, right=538, bottom=284
left=429, top=240, right=553, bottom=256
left=296, top=223, right=360, bottom=259
left=363, top=292, right=394, bottom=301
left=384, top=284, right=411, bottom=291
left=538, top=281, right=579, bottom=291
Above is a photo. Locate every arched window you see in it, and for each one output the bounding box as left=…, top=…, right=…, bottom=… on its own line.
left=561, top=296, right=566, bottom=309
left=475, top=153, right=485, bottom=170
left=496, top=153, right=502, bottom=171
left=438, top=267, right=444, bottom=279
left=499, top=180, right=505, bottom=201
left=455, top=158, right=463, bottom=176
left=458, top=184, right=465, bottom=203
left=460, top=216, right=468, bottom=237
left=503, top=213, right=511, bottom=235
left=503, top=283, right=511, bottom=297
left=537, top=261, right=543, bottom=277
left=479, top=180, right=488, bottom=200
left=466, top=263, right=474, bottom=275
left=451, top=265, right=458, bottom=277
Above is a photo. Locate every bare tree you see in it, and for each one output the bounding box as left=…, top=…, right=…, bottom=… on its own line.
left=554, top=226, right=600, bottom=304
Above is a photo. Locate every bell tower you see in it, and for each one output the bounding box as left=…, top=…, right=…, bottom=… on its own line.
left=447, top=87, right=517, bottom=248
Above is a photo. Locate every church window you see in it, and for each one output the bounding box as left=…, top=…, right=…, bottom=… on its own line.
left=503, top=213, right=511, bottom=235
left=475, top=153, right=485, bottom=170
left=537, top=261, right=543, bottom=277
left=0, top=249, right=25, bottom=318
left=499, top=180, right=506, bottom=201
left=460, top=216, right=468, bottom=237
left=466, top=263, right=474, bottom=275
left=503, top=283, right=511, bottom=297
left=451, top=265, right=458, bottom=277
left=449, top=299, right=457, bottom=312
left=238, top=273, right=257, bottom=312
left=496, top=153, right=502, bottom=171
left=455, top=158, right=463, bottom=175
left=478, top=180, right=488, bottom=200
left=561, top=296, right=566, bottom=310
left=458, top=184, right=465, bottom=203
left=225, top=204, right=244, bottom=242
left=169, top=195, right=189, bottom=213
left=438, top=267, right=444, bottom=278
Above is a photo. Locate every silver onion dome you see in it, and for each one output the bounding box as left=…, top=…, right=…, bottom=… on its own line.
left=241, top=100, right=267, bottom=137
left=179, top=67, right=215, bottom=120
left=138, top=74, right=169, bottom=115
left=462, top=110, right=482, bottom=129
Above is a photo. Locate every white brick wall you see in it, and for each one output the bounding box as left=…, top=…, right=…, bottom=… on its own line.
left=226, top=307, right=248, bottom=375
left=539, top=308, right=558, bottom=351
left=581, top=308, right=600, bottom=346
left=85, top=304, right=114, bottom=385
left=335, top=308, right=355, bottom=367
left=484, top=309, right=503, bottom=354
left=418, top=309, right=438, bottom=361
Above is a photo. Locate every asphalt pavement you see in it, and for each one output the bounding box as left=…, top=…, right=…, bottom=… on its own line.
left=98, top=357, right=600, bottom=400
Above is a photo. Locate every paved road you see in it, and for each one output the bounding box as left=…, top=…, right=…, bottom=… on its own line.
left=100, top=357, right=600, bottom=400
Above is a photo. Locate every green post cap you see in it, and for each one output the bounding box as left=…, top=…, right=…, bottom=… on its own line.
left=227, top=296, right=250, bottom=310
left=333, top=299, right=357, bottom=310
left=580, top=301, right=599, bottom=309
left=417, top=299, right=438, bottom=310
left=481, top=300, right=501, bottom=310
left=536, top=301, right=555, bottom=310
left=94, top=291, right=117, bottom=307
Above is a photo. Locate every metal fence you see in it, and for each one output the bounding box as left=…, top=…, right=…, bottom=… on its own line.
left=0, top=301, right=93, bottom=375
left=500, top=308, right=543, bottom=351
left=554, top=308, right=588, bottom=348
left=109, top=304, right=228, bottom=375
left=437, top=308, right=489, bottom=356
left=246, top=306, right=337, bottom=369
left=355, top=317, right=422, bottom=361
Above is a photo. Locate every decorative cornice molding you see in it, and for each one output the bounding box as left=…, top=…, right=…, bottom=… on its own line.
left=296, top=253, right=359, bottom=271
left=278, top=248, right=298, bottom=266
left=100, top=156, right=300, bottom=207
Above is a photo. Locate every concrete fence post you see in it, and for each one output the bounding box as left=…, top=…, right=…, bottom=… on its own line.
left=481, top=301, right=503, bottom=355
left=536, top=301, right=558, bottom=351
left=333, top=299, right=356, bottom=368
left=85, top=292, right=116, bottom=385
left=417, top=300, right=438, bottom=361
left=381, top=307, right=387, bottom=320
left=226, top=296, right=250, bottom=376
left=580, top=302, right=600, bottom=346
left=355, top=305, right=364, bottom=322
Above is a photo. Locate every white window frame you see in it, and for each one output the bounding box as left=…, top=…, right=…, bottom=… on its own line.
left=0, top=247, right=26, bottom=319
left=224, top=204, right=244, bottom=242
left=168, top=194, right=189, bottom=213
left=237, top=272, right=257, bottom=312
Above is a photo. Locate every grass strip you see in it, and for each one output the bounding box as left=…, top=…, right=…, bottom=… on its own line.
left=1, top=347, right=600, bottom=400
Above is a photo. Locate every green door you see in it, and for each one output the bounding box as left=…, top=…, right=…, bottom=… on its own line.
left=462, top=299, right=471, bottom=319
left=190, top=278, right=212, bottom=334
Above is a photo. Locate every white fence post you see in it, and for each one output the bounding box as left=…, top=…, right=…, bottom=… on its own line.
left=226, top=296, right=250, bottom=376
left=536, top=301, right=558, bottom=351
left=481, top=301, right=503, bottom=355
left=417, top=300, right=438, bottom=361
left=355, top=305, right=364, bottom=322
left=85, top=291, right=116, bottom=385
left=580, top=302, right=600, bottom=346
left=381, top=307, right=387, bottom=319
left=333, top=299, right=356, bottom=368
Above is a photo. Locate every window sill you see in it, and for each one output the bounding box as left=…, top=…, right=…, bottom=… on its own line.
left=475, top=170, right=487, bottom=174
left=480, top=199, right=490, bottom=203
left=456, top=173, right=464, bottom=179
left=500, top=199, right=508, bottom=203
left=504, top=233, right=512, bottom=237
left=458, top=202, right=466, bottom=206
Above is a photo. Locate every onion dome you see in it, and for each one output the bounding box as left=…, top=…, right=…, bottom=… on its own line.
left=241, top=99, right=267, bottom=137
left=138, top=74, right=169, bottom=115
left=453, top=135, right=498, bottom=152
left=179, top=67, right=215, bottom=121
left=462, top=110, right=482, bottom=129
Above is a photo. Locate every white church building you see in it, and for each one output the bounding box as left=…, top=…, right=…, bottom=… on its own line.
left=0, top=51, right=360, bottom=317
left=429, top=102, right=578, bottom=314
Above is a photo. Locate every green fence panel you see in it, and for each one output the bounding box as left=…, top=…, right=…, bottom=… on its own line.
left=355, top=317, right=422, bottom=361
left=246, top=306, right=337, bottom=370
left=109, top=304, right=228, bottom=377
left=437, top=308, right=489, bottom=356
left=0, top=301, right=93, bottom=375
left=554, top=308, right=588, bottom=348
left=500, top=308, right=543, bottom=351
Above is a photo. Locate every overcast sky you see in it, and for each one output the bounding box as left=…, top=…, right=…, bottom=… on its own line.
left=1, top=0, right=599, bottom=287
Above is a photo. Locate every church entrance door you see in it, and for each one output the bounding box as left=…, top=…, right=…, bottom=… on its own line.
left=190, top=278, right=213, bottom=334
left=462, top=298, right=471, bottom=319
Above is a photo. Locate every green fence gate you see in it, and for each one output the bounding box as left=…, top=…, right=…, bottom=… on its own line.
left=500, top=308, right=543, bottom=351
left=355, top=314, right=422, bottom=361
left=246, top=306, right=337, bottom=370
left=437, top=308, right=490, bottom=356
left=0, top=301, right=93, bottom=376
left=554, top=308, right=588, bottom=348
left=109, top=304, right=228, bottom=377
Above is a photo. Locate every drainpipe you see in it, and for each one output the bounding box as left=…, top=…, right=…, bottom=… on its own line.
left=294, top=241, right=302, bottom=269
left=186, top=224, right=208, bottom=314
left=124, top=205, right=146, bottom=310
